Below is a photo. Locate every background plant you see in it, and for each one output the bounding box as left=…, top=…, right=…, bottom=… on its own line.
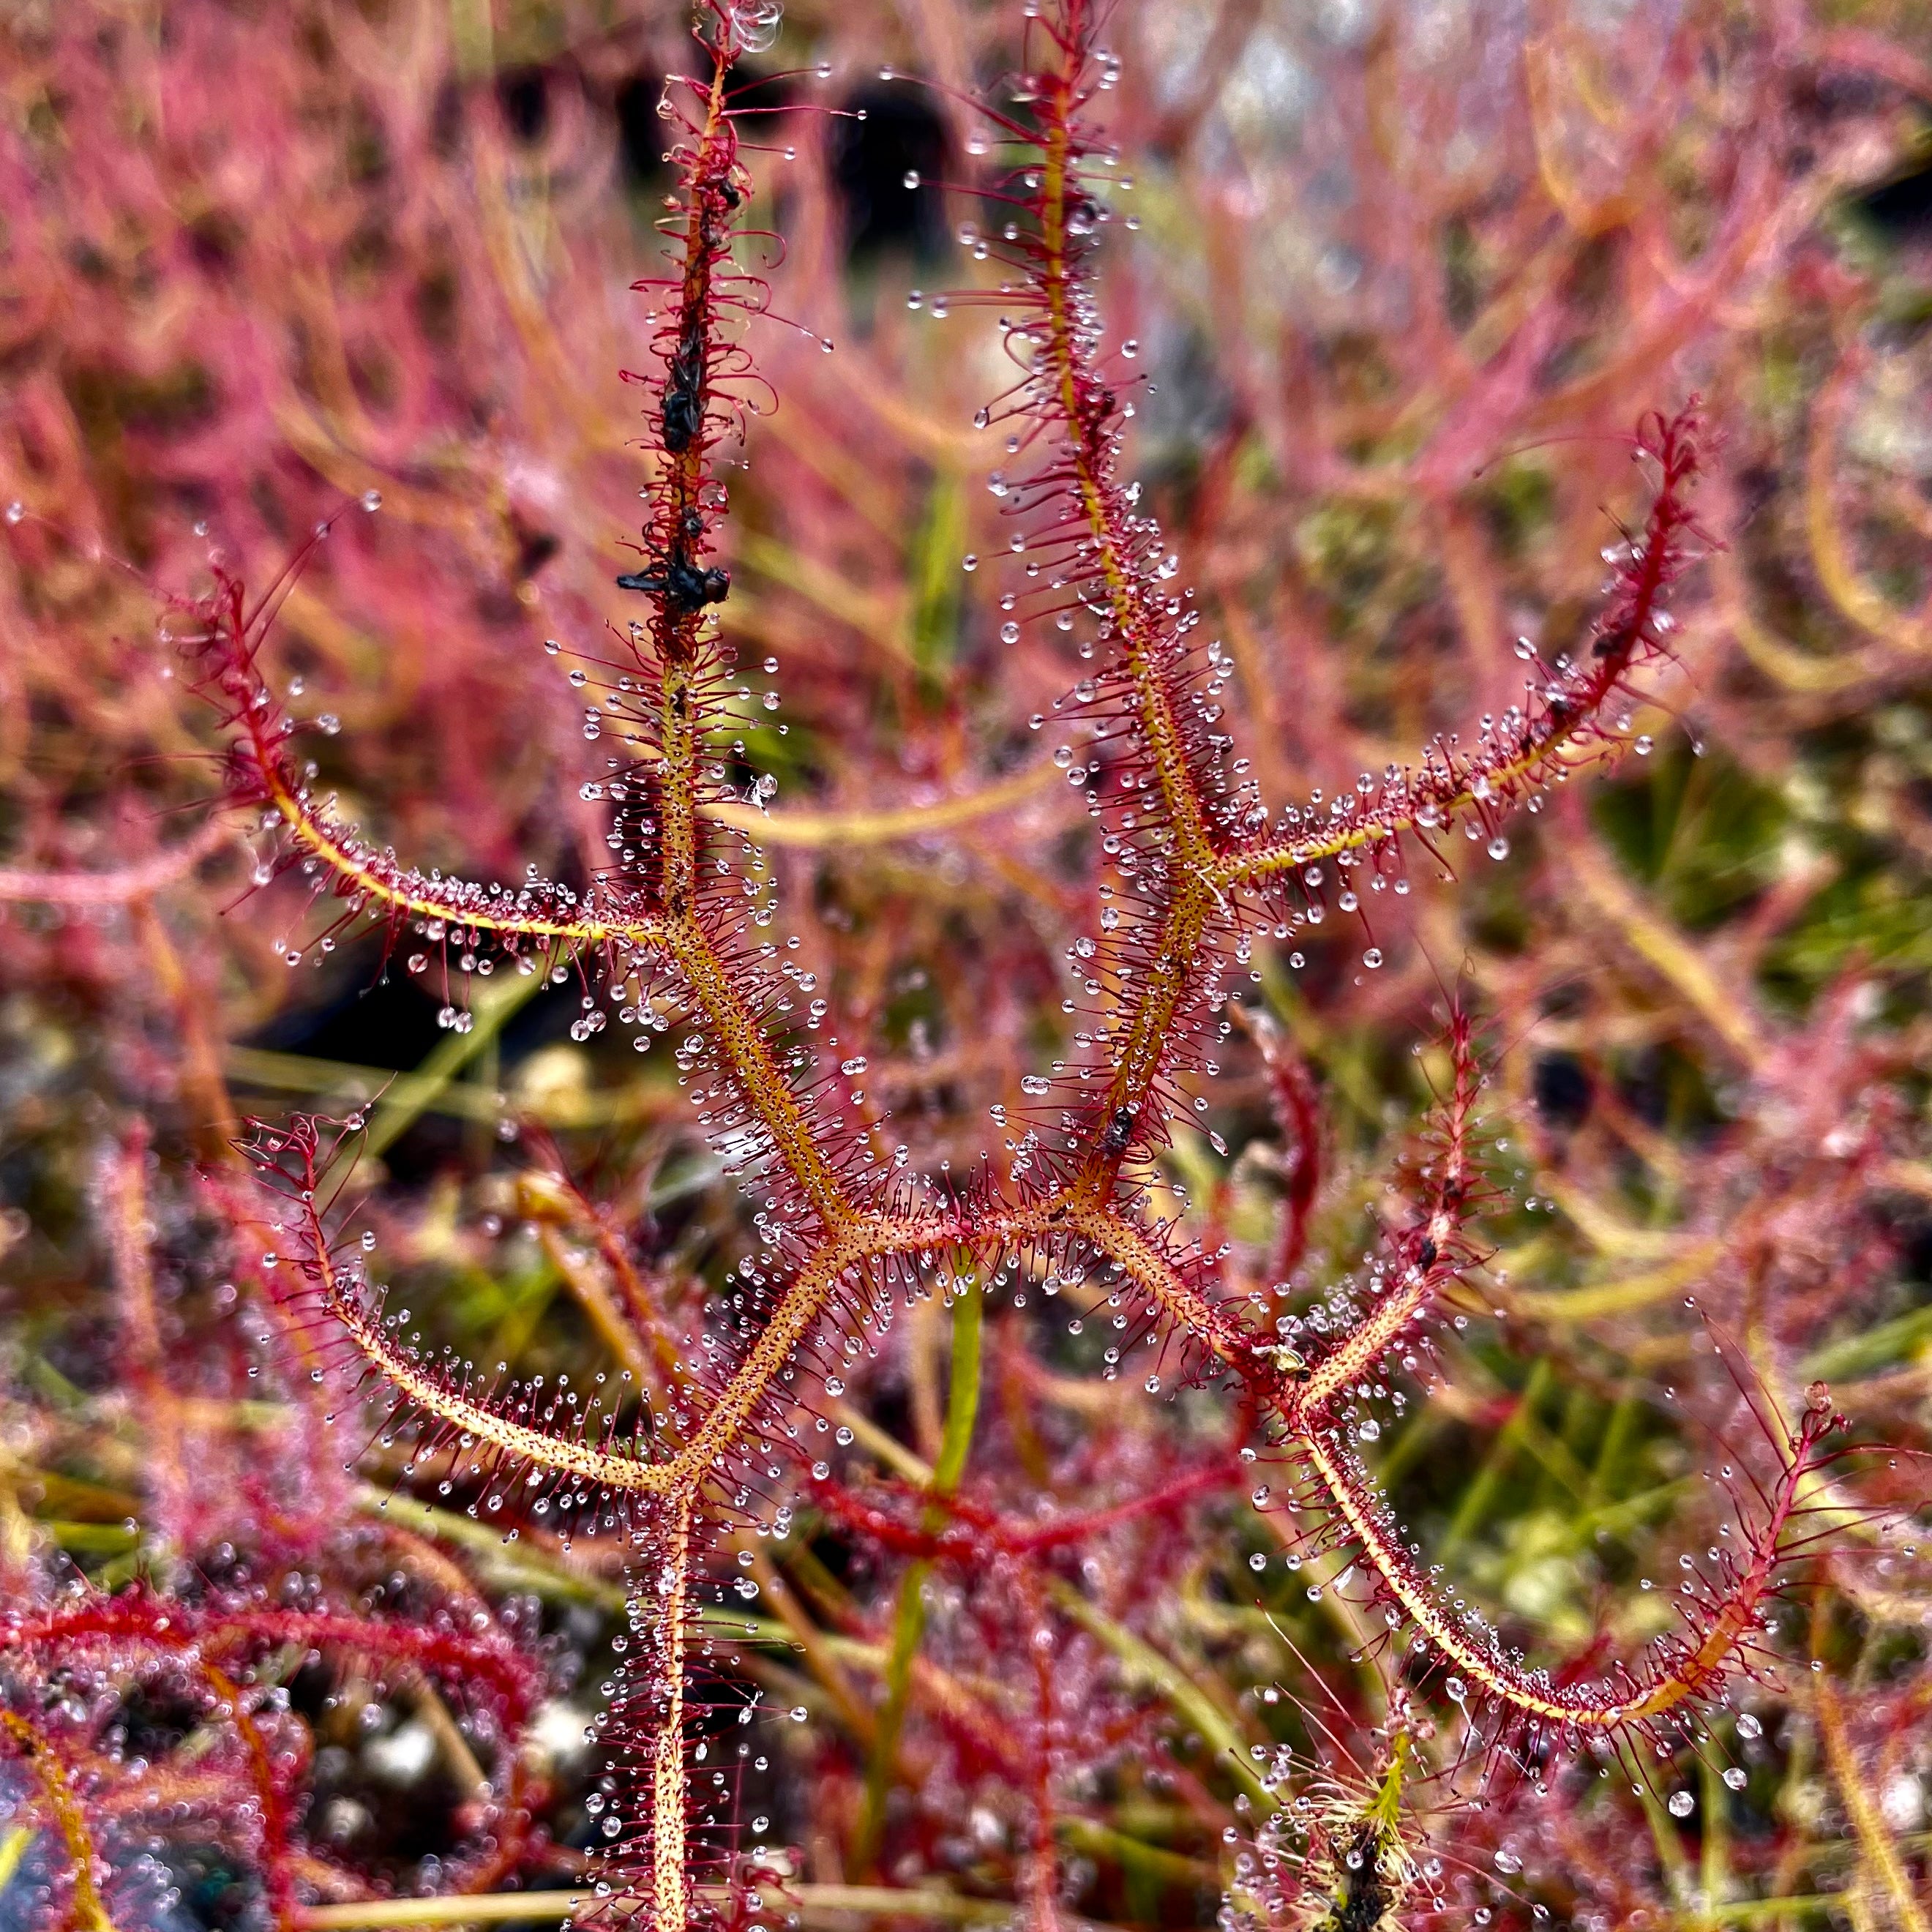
left=1, top=1, right=1930, bottom=1930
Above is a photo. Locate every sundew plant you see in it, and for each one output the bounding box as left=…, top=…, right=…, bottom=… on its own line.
left=1, top=1, right=1931, bottom=1931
